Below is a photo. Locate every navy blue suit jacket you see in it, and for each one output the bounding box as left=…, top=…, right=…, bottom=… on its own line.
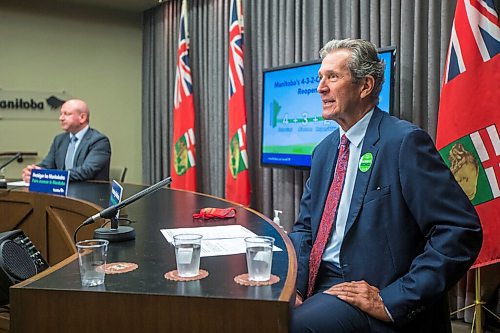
left=290, top=108, right=482, bottom=332
left=38, top=128, right=111, bottom=181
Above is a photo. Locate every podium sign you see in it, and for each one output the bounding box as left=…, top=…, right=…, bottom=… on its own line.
left=109, top=180, right=123, bottom=218
left=29, top=169, right=69, bottom=196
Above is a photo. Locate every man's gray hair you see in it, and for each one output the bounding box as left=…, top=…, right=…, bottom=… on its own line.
left=319, top=38, right=385, bottom=102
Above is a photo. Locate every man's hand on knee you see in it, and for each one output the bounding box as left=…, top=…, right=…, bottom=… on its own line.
left=324, top=280, right=391, bottom=322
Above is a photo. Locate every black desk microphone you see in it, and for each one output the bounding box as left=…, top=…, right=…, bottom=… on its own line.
left=73, top=177, right=172, bottom=243
left=0, top=153, right=22, bottom=189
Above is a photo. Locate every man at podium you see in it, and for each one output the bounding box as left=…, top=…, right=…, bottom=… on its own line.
left=22, top=99, right=111, bottom=182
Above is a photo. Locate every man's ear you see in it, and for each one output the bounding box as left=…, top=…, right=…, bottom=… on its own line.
left=79, top=112, right=88, bottom=124
left=360, top=75, right=375, bottom=99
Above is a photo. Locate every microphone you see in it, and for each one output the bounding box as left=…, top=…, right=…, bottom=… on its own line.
left=0, top=153, right=22, bottom=189
left=0, top=152, right=22, bottom=170
left=73, top=177, right=172, bottom=243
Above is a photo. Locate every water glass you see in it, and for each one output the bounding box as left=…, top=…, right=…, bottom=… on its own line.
left=76, top=239, right=109, bottom=287
left=174, top=234, right=202, bottom=277
left=245, top=236, right=274, bottom=281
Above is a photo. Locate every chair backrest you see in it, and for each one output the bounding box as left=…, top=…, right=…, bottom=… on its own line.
left=110, top=166, right=127, bottom=182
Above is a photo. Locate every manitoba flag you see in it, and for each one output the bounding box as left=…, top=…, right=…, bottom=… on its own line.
left=171, top=0, right=196, bottom=191
left=436, top=0, right=500, bottom=267
left=226, top=0, right=251, bottom=206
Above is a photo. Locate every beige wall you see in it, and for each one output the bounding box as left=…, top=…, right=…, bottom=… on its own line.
left=0, top=1, right=143, bottom=183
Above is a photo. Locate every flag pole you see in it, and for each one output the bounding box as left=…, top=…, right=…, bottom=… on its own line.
left=474, top=267, right=484, bottom=333
left=450, top=267, right=500, bottom=333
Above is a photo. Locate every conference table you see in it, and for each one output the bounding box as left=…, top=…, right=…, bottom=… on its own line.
left=1, top=182, right=296, bottom=332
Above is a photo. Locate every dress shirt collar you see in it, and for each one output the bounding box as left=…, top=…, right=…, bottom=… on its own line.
left=338, top=110, right=374, bottom=149
left=71, top=125, right=89, bottom=142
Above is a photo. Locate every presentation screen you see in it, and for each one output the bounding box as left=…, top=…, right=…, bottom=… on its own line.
left=260, top=47, right=395, bottom=169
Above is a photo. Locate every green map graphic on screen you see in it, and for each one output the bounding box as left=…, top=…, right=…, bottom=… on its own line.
left=264, top=98, right=330, bottom=155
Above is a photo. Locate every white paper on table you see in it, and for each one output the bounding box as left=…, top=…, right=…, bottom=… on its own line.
left=7, top=181, right=29, bottom=187
left=161, top=225, right=282, bottom=257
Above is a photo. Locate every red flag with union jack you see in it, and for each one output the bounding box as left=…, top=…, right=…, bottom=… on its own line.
left=171, top=0, right=196, bottom=191
left=226, top=0, right=251, bottom=206
left=436, top=0, right=500, bottom=268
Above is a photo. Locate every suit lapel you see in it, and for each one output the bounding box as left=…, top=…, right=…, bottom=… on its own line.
left=73, top=128, right=91, bottom=165
left=344, top=109, right=383, bottom=236
left=57, top=133, right=71, bottom=169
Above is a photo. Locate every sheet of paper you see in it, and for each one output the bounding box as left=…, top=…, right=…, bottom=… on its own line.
left=7, top=181, right=29, bottom=187
left=161, top=225, right=282, bottom=257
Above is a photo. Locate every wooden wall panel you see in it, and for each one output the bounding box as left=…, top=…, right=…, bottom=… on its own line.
left=0, top=189, right=101, bottom=266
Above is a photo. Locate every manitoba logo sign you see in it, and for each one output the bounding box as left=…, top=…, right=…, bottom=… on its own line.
left=0, top=90, right=68, bottom=119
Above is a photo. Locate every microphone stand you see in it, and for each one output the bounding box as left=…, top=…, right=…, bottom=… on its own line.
left=0, top=153, right=22, bottom=189
left=0, top=152, right=22, bottom=170
left=73, top=177, right=172, bottom=243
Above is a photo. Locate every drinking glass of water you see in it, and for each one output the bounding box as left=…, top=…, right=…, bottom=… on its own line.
left=76, top=239, right=109, bottom=287
left=174, top=234, right=202, bottom=277
left=245, top=236, right=274, bottom=282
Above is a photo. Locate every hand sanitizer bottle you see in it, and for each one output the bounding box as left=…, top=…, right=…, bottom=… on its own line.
left=273, top=210, right=285, bottom=232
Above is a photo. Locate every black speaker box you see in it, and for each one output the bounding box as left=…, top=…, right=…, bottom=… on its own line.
left=0, top=230, right=49, bottom=305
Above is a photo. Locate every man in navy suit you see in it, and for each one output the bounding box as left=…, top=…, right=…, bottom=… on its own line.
left=289, top=39, right=482, bottom=333
left=22, top=99, right=111, bottom=182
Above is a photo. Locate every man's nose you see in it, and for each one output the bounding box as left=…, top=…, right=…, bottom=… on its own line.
left=317, top=79, right=328, bottom=94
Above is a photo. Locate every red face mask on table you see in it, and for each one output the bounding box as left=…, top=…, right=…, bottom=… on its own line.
left=192, top=208, right=237, bottom=220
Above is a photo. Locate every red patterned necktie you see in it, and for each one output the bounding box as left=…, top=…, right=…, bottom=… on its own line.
left=307, top=134, right=350, bottom=297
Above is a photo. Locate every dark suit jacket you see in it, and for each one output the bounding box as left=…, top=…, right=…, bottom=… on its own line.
left=290, top=108, right=482, bottom=332
left=38, top=128, right=111, bottom=181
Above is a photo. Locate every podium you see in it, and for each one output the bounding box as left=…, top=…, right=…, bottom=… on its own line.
left=3, top=182, right=296, bottom=332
